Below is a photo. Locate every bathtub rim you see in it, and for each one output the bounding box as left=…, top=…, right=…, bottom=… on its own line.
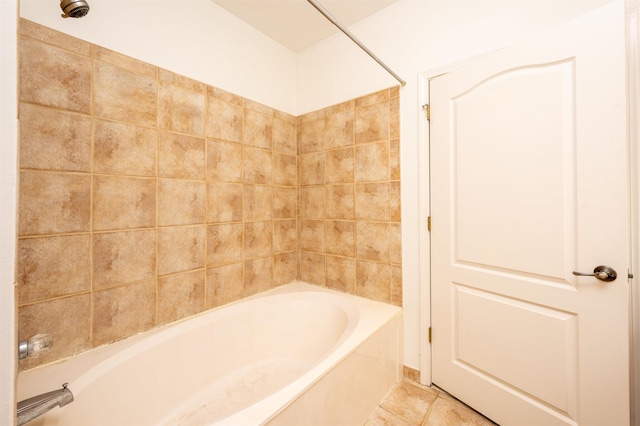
left=17, top=282, right=353, bottom=388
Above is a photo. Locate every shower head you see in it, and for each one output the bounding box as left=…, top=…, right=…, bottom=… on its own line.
left=60, top=0, right=90, bottom=18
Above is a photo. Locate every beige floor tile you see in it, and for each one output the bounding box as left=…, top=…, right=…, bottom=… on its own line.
left=365, top=381, right=498, bottom=426
left=379, top=380, right=438, bottom=425
left=365, top=407, right=414, bottom=426
left=423, top=397, right=496, bottom=426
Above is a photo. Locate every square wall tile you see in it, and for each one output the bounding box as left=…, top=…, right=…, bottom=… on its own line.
left=299, top=186, right=325, bottom=219
left=158, top=80, right=205, bottom=136
left=18, top=294, right=91, bottom=370
left=206, top=262, right=244, bottom=308
left=244, top=221, right=273, bottom=259
left=300, top=219, right=325, bottom=253
left=300, top=152, right=324, bottom=186
left=355, top=182, right=389, bottom=221
left=243, top=185, right=273, bottom=222
left=390, top=181, right=402, bottom=222
left=326, top=220, right=355, bottom=258
left=158, top=179, right=205, bottom=226
left=390, top=139, right=400, bottom=180
left=206, top=182, right=243, bottom=223
left=273, top=219, right=298, bottom=253
left=92, top=280, right=156, bottom=346
left=157, top=269, right=205, bottom=324
left=18, top=234, right=91, bottom=304
left=93, top=175, right=156, bottom=231
left=355, top=141, right=389, bottom=182
left=158, top=225, right=205, bottom=275
left=207, top=223, right=243, bottom=266
left=325, top=147, right=354, bottom=184
left=244, top=109, right=273, bottom=149
left=274, top=252, right=297, bottom=286
left=19, top=37, right=91, bottom=113
left=94, top=120, right=157, bottom=177
left=299, top=115, right=325, bottom=154
left=19, top=103, right=91, bottom=172
left=93, top=61, right=157, bottom=127
left=355, top=101, right=389, bottom=145
left=390, top=223, right=403, bottom=265
left=273, top=152, right=297, bottom=186
left=325, top=109, right=354, bottom=150
left=19, top=171, right=91, bottom=236
left=159, top=131, right=205, bottom=180
left=244, top=257, right=273, bottom=296
left=244, top=147, right=273, bottom=185
left=390, top=96, right=400, bottom=139
left=273, top=116, right=297, bottom=155
left=357, top=221, right=391, bottom=262
left=326, top=255, right=356, bottom=294
left=206, top=140, right=243, bottom=182
left=326, top=184, right=354, bottom=220
left=93, top=229, right=156, bottom=290
left=300, top=251, right=326, bottom=286
left=356, top=260, right=391, bottom=303
left=273, top=186, right=297, bottom=219
left=205, top=97, right=243, bottom=143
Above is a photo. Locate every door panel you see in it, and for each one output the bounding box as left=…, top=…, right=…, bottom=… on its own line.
left=454, top=285, right=578, bottom=415
left=430, top=2, right=629, bottom=425
left=454, top=60, right=575, bottom=279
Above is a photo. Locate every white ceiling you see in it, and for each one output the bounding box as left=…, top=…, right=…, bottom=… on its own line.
left=211, top=0, right=399, bottom=52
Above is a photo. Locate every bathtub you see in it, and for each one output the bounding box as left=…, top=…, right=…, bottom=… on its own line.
left=17, top=282, right=403, bottom=426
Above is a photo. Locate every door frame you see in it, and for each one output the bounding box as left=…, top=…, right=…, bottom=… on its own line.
left=417, top=51, right=498, bottom=386
left=418, top=1, right=640, bottom=420
left=627, top=0, right=640, bottom=424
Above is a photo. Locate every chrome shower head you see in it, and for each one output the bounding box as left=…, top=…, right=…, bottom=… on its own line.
left=60, top=0, right=90, bottom=18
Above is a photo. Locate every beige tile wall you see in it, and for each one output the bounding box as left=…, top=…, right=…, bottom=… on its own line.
left=16, top=19, right=401, bottom=370
left=298, top=90, right=402, bottom=305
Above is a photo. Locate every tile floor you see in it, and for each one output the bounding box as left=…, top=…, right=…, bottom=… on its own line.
left=364, top=379, right=498, bottom=426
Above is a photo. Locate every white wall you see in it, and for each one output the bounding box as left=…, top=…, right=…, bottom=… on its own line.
left=0, top=0, right=18, bottom=423
left=297, top=0, right=609, bottom=114
left=19, top=0, right=299, bottom=115
left=297, top=0, right=609, bottom=371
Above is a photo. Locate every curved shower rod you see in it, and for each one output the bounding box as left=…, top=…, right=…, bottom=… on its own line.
left=306, top=0, right=406, bottom=86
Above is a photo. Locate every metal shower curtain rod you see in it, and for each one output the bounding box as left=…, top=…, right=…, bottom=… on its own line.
left=306, top=0, right=406, bottom=86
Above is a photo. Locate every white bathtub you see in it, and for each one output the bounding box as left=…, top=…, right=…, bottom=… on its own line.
left=17, top=282, right=403, bottom=426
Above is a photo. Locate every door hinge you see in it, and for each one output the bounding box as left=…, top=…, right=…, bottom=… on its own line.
left=428, top=216, right=431, bottom=232
left=428, top=327, right=432, bottom=343
left=423, top=104, right=431, bottom=120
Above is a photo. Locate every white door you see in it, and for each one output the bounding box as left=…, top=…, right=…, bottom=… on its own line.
left=430, top=2, right=629, bottom=425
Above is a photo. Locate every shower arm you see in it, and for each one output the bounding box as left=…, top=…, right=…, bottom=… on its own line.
left=305, top=0, right=406, bottom=87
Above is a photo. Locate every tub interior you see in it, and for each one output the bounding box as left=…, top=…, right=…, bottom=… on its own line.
left=159, top=296, right=353, bottom=424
